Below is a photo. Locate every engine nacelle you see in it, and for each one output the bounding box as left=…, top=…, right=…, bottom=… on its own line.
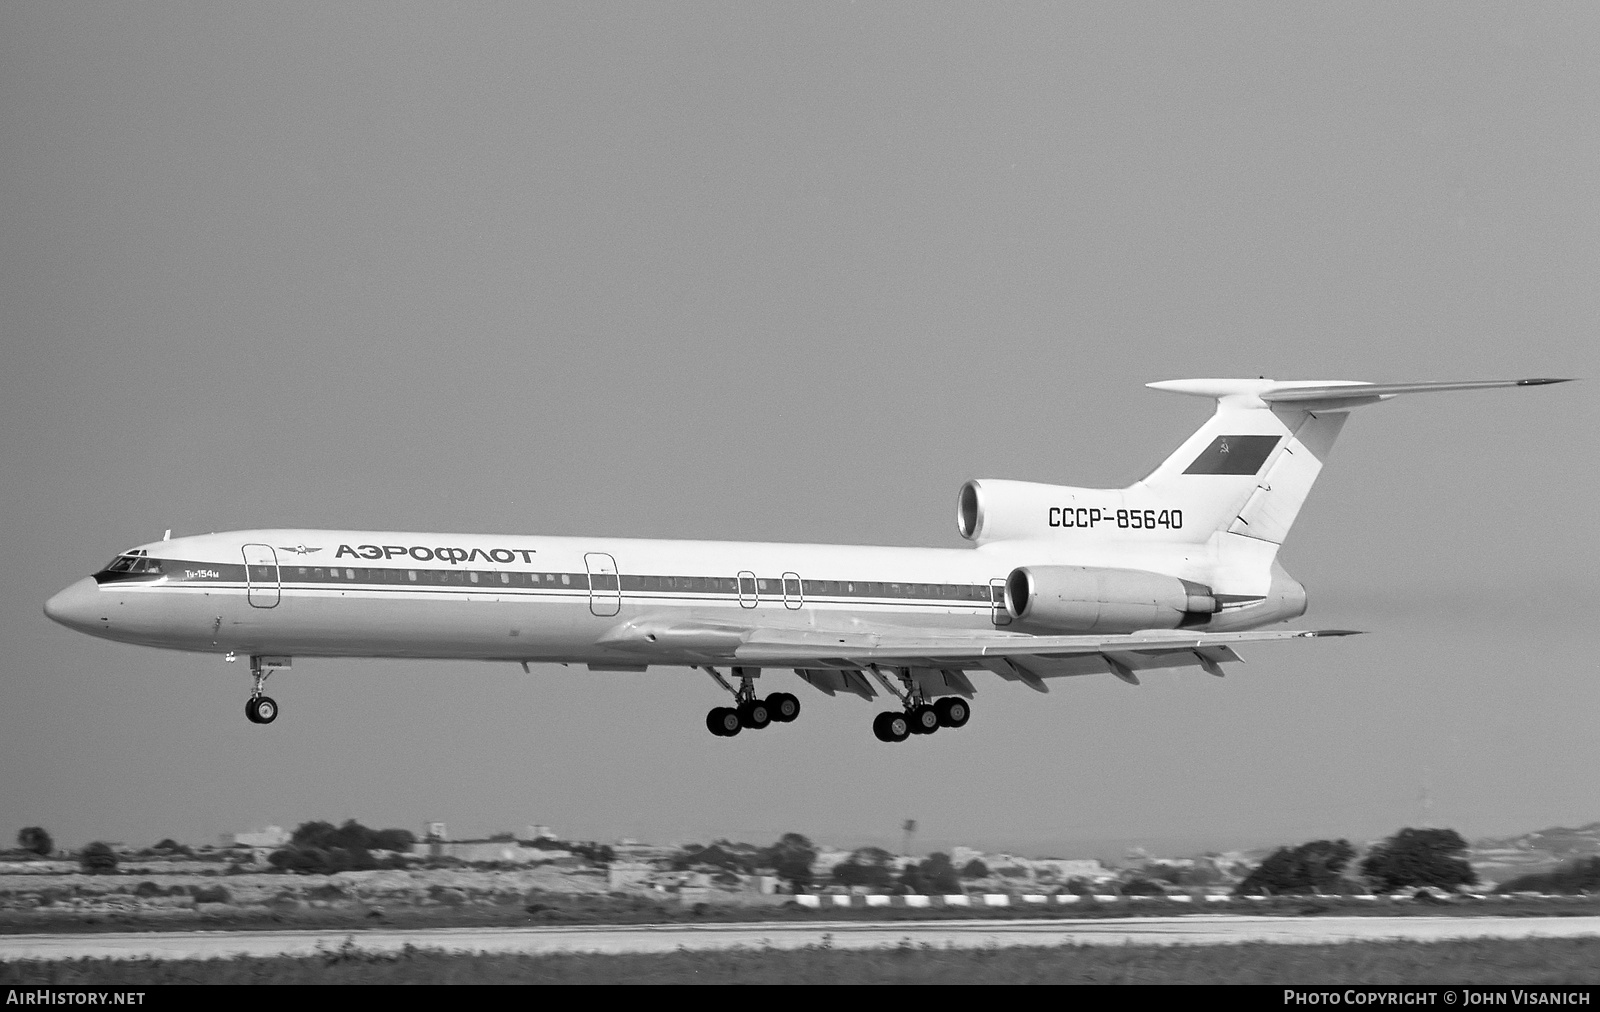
left=957, top=479, right=1071, bottom=544
left=1004, top=565, right=1219, bottom=634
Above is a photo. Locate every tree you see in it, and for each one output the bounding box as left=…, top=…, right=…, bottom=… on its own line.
left=80, top=841, right=118, bottom=875
left=1236, top=839, right=1356, bottom=896
left=278, top=820, right=413, bottom=872
left=17, top=827, right=53, bottom=857
left=911, top=852, right=961, bottom=895
left=960, top=858, right=990, bottom=879
left=371, top=828, right=416, bottom=852
left=832, top=847, right=894, bottom=889
left=1360, top=828, right=1477, bottom=893
left=290, top=821, right=340, bottom=849
left=762, top=833, right=818, bottom=892
left=1497, top=857, right=1600, bottom=895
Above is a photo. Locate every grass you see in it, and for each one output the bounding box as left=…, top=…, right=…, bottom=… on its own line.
left=3, top=938, right=1599, bottom=985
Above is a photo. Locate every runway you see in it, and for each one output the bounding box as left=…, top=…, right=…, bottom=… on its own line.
left=5, top=915, right=1600, bottom=961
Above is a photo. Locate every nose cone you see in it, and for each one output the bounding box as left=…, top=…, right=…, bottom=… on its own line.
left=44, top=577, right=102, bottom=632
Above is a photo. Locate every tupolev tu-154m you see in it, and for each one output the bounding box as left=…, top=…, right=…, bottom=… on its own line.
left=44, top=376, right=1570, bottom=742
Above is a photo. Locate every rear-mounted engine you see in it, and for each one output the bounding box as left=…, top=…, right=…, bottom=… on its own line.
left=957, top=479, right=1072, bottom=544
left=1004, top=565, right=1219, bottom=634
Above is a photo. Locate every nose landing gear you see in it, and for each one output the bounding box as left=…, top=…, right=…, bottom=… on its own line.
left=238, top=654, right=288, bottom=725
left=702, top=666, right=800, bottom=737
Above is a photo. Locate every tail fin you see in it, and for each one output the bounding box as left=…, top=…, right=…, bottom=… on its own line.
left=1138, top=377, right=1571, bottom=593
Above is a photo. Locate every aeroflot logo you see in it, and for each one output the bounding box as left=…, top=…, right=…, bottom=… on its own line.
left=335, top=544, right=539, bottom=564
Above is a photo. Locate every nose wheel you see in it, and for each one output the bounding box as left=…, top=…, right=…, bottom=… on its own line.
left=246, top=696, right=279, bottom=724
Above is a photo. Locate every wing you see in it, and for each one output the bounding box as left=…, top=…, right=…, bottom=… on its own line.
left=595, top=620, right=1358, bottom=696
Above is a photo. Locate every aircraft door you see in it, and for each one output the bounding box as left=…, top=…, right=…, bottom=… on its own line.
left=584, top=553, right=621, bottom=617
left=737, top=571, right=758, bottom=609
left=782, top=572, right=803, bottom=610
left=243, top=544, right=281, bottom=609
left=990, top=578, right=1011, bottom=627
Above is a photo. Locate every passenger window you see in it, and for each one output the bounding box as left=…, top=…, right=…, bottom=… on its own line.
left=561, top=574, right=571, bottom=585
left=469, top=572, right=479, bottom=584
left=408, top=571, right=417, bottom=581
left=500, top=573, right=509, bottom=584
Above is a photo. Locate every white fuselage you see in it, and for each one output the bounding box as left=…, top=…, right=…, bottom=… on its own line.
left=44, top=526, right=1297, bottom=669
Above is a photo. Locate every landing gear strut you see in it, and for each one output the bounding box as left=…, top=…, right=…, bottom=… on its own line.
left=241, top=654, right=287, bottom=725
left=702, top=666, right=799, bottom=738
left=868, top=665, right=972, bottom=743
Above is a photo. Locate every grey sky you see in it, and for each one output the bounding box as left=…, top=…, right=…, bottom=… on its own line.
left=2, top=3, right=1594, bottom=858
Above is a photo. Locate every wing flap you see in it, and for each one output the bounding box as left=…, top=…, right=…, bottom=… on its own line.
left=730, top=627, right=1357, bottom=664
left=794, top=667, right=877, bottom=700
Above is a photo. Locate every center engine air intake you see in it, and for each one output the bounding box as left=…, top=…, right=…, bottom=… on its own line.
left=1004, top=565, right=1219, bottom=634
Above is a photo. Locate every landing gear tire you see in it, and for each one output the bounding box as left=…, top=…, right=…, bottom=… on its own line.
left=909, top=704, right=940, bottom=735
left=935, top=697, right=970, bottom=728
left=245, top=698, right=260, bottom=724
left=707, top=707, right=741, bottom=737
left=872, top=711, right=892, bottom=742
left=766, top=692, right=800, bottom=723
left=737, top=699, right=771, bottom=730
left=252, top=697, right=278, bottom=724
left=873, top=711, right=910, bottom=743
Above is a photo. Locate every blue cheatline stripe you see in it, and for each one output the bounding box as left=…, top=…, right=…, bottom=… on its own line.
left=93, top=560, right=1004, bottom=606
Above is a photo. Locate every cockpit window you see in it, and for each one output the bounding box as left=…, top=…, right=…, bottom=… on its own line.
left=101, top=550, right=159, bottom=574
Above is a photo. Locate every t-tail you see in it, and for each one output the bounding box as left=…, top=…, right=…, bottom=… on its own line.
left=959, top=376, right=1571, bottom=631
left=1137, top=377, right=1572, bottom=602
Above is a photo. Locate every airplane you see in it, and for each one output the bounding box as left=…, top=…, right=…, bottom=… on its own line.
left=43, top=376, right=1570, bottom=742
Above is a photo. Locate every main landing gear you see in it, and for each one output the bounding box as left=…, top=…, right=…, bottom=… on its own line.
left=869, top=666, right=971, bottom=743
left=236, top=654, right=287, bottom=725
left=702, top=666, right=800, bottom=738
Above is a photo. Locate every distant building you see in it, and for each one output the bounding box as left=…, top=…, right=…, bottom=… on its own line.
left=425, top=822, right=448, bottom=841
left=411, top=839, right=574, bottom=864
left=1032, top=859, right=1114, bottom=882
left=231, top=826, right=291, bottom=849
left=608, top=862, right=654, bottom=889
left=524, top=825, right=557, bottom=842
left=950, top=846, right=985, bottom=868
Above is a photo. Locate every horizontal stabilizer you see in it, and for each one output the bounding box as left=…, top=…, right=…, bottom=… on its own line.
left=1148, top=376, right=1573, bottom=412
left=1262, top=377, right=1573, bottom=408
